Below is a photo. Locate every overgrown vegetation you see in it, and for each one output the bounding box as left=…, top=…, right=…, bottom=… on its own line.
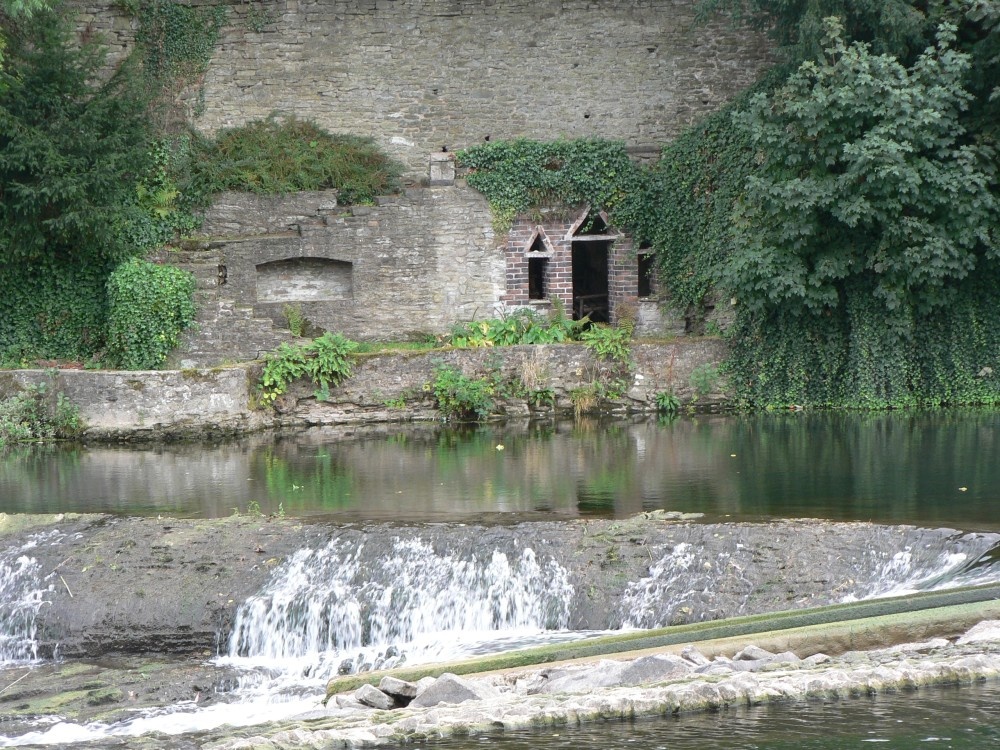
left=259, top=332, right=359, bottom=406
left=0, top=2, right=402, bottom=369
left=0, top=382, right=82, bottom=447
left=430, top=364, right=501, bottom=421
left=459, top=1, right=1000, bottom=410
left=457, top=139, right=639, bottom=232
left=186, top=116, right=401, bottom=203
left=104, top=259, right=196, bottom=370
left=447, top=304, right=585, bottom=347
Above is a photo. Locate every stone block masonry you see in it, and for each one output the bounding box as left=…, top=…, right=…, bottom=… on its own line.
left=196, top=186, right=502, bottom=341
left=75, top=0, right=772, bottom=179
left=0, top=340, right=727, bottom=439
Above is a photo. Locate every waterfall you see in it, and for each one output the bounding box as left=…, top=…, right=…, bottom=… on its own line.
left=0, top=535, right=56, bottom=663
left=226, top=534, right=575, bottom=675
left=619, top=530, right=1000, bottom=629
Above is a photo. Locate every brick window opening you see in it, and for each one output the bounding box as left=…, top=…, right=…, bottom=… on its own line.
left=528, top=257, right=547, bottom=300
left=638, top=253, right=654, bottom=298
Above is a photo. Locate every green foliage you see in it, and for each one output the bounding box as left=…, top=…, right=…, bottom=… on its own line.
left=0, top=8, right=154, bottom=266
left=283, top=304, right=306, bottom=337
left=655, top=390, right=681, bottom=414
left=689, top=363, right=721, bottom=399
left=187, top=116, right=402, bottom=203
left=430, top=364, right=498, bottom=422
left=104, top=259, right=196, bottom=370
left=133, top=0, right=226, bottom=95
left=259, top=332, right=359, bottom=407
left=698, top=0, right=934, bottom=62
left=725, top=20, right=998, bottom=327
left=457, top=139, right=639, bottom=231
left=448, top=307, right=585, bottom=348
left=580, top=322, right=634, bottom=367
left=0, top=381, right=82, bottom=447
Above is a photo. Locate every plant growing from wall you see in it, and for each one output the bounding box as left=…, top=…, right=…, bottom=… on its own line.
left=0, top=381, right=82, bottom=447
left=430, top=363, right=502, bottom=421
left=103, top=259, right=196, bottom=370
left=457, top=139, right=640, bottom=232
left=259, top=332, right=359, bottom=407
left=448, top=306, right=585, bottom=348
left=187, top=116, right=402, bottom=203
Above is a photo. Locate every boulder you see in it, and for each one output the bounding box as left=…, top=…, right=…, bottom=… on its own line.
left=618, top=654, right=692, bottom=686
left=409, top=673, right=497, bottom=708
left=379, top=676, right=419, bottom=701
left=355, top=683, right=395, bottom=710
left=957, top=620, right=1000, bottom=645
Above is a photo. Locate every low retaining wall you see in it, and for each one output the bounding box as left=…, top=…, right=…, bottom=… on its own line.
left=0, top=339, right=728, bottom=440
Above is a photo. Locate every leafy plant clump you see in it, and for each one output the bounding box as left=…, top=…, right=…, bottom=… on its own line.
left=430, top=364, right=499, bottom=422
left=103, top=259, right=197, bottom=370
left=0, top=383, right=83, bottom=447
left=259, top=332, right=359, bottom=406
left=448, top=306, right=585, bottom=348
left=188, top=116, right=403, bottom=204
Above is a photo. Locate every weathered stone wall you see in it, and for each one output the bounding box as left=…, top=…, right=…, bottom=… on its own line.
left=0, top=341, right=728, bottom=439
left=75, top=0, right=772, bottom=178
left=198, top=186, right=501, bottom=339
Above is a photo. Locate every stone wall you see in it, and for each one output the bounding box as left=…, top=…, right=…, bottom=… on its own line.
left=75, top=0, right=772, bottom=178
left=196, top=186, right=501, bottom=340
left=0, top=340, right=728, bottom=439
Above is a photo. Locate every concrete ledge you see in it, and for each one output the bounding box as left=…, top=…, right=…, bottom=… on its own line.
left=326, top=585, right=1000, bottom=697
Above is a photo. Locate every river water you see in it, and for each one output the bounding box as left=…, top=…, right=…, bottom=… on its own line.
left=2, top=412, right=1000, bottom=747
left=2, top=411, right=999, bottom=529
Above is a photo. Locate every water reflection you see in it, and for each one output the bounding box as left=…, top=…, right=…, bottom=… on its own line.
left=428, top=679, right=1000, bottom=750
left=1, top=411, right=999, bottom=528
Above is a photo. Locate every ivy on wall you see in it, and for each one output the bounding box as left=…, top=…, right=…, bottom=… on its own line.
left=457, top=139, right=640, bottom=232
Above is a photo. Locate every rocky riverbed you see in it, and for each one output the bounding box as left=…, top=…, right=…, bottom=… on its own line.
left=3, top=512, right=1000, bottom=747
left=205, top=620, right=1000, bottom=750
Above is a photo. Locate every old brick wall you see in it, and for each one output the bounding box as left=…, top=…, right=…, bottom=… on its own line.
left=75, top=0, right=771, bottom=178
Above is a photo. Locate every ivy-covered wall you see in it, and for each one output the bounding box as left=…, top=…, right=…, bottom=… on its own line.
left=74, top=0, right=773, bottom=178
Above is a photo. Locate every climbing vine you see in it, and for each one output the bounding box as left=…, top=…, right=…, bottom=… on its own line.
left=457, top=139, right=639, bottom=232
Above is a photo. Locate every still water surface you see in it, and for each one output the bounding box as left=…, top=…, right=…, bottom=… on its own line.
left=427, top=680, right=1000, bottom=750
left=1, top=411, right=998, bottom=528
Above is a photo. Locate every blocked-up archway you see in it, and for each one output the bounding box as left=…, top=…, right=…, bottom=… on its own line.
left=255, top=258, right=354, bottom=303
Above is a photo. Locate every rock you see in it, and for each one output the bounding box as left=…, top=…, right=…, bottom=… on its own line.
left=618, top=654, right=692, bottom=686
left=803, top=653, right=831, bottom=666
left=681, top=646, right=711, bottom=666
left=354, top=683, right=395, bottom=710
left=409, top=673, right=497, bottom=707
left=734, top=645, right=776, bottom=661
left=957, top=620, right=1000, bottom=645
left=335, top=694, right=370, bottom=710
left=532, top=660, right=627, bottom=694
left=379, top=676, right=418, bottom=701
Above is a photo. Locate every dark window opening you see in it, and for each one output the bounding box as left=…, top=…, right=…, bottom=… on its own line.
left=572, top=240, right=610, bottom=323
left=528, top=235, right=547, bottom=253
left=638, top=253, right=654, bottom=298
left=528, top=257, right=547, bottom=300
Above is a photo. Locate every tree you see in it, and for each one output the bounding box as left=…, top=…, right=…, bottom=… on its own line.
left=0, top=6, right=153, bottom=265
left=723, top=19, right=998, bottom=336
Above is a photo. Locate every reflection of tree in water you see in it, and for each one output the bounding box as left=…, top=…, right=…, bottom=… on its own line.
left=259, top=446, right=355, bottom=513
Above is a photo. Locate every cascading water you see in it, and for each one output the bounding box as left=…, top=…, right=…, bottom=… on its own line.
left=226, top=535, right=576, bottom=677
left=619, top=529, right=1000, bottom=629
left=0, top=534, right=57, bottom=664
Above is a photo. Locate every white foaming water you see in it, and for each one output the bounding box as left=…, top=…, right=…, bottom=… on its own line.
left=0, top=536, right=578, bottom=746
left=0, top=534, right=58, bottom=664
left=227, top=536, right=575, bottom=671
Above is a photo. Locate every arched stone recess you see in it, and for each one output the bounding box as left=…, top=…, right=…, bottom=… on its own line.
left=255, top=257, right=354, bottom=303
